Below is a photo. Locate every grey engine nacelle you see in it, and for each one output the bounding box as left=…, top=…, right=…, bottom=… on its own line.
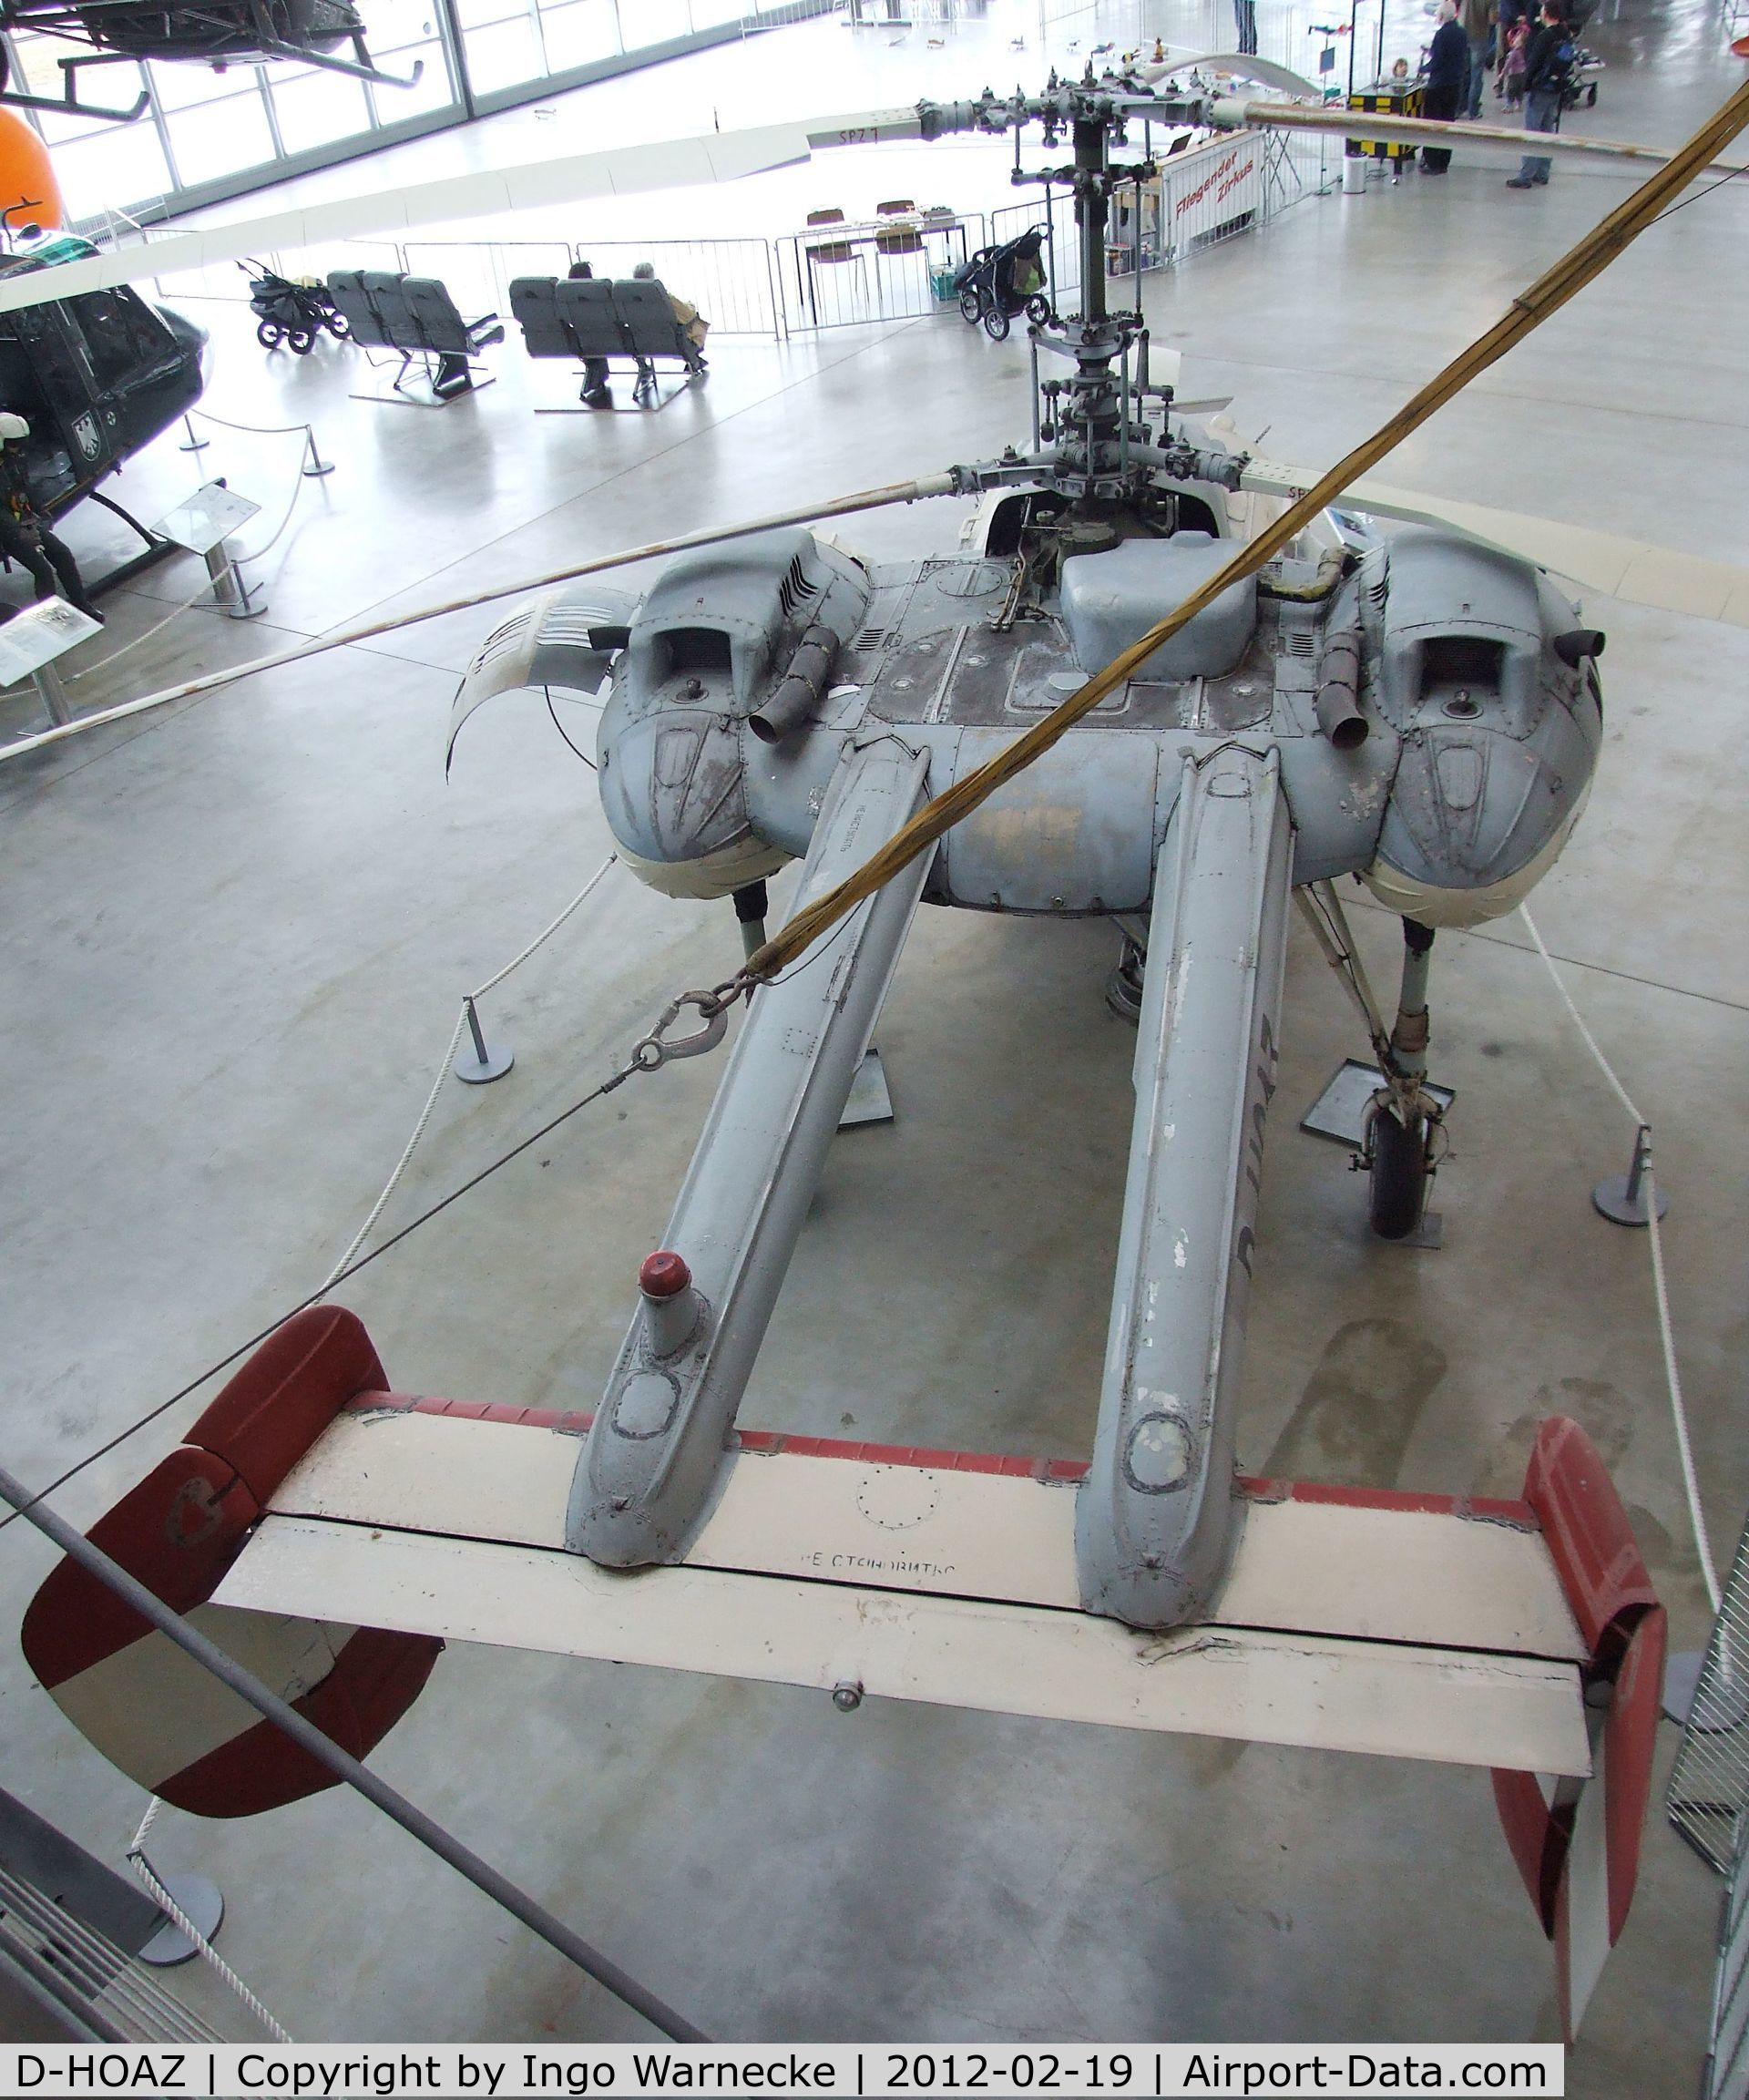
left=1359, top=528, right=1602, bottom=928
left=596, top=528, right=868, bottom=900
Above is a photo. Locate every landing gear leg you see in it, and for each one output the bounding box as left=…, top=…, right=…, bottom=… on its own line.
left=1365, top=918, right=1441, bottom=1240
left=731, top=879, right=769, bottom=962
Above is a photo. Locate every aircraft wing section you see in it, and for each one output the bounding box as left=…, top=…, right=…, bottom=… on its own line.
left=210, top=1390, right=1590, bottom=1777
left=1244, top=457, right=1749, bottom=627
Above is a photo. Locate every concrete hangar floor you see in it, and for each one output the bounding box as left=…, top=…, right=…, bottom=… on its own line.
left=1, top=0, right=1745, bottom=2079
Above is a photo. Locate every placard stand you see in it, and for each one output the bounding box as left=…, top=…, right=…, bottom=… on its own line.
left=0, top=596, right=103, bottom=730
left=151, top=483, right=268, bottom=620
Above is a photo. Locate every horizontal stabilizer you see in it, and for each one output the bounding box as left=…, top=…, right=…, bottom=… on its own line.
left=210, top=1391, right=1590, bottom=1775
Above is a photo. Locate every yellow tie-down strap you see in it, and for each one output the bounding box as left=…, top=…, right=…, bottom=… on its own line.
left=213, top=1400, right=1590, bottom=1777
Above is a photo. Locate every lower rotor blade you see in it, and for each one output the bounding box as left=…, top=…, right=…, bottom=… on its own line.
left=1243, top=461, right=1749, bottom=627
left=0, top=475, right=957, bottom=766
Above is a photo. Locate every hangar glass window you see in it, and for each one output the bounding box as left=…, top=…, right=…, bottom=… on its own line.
left=536, top=0, right=622, bottom=75
left=456, top=0, right=545, bottom=96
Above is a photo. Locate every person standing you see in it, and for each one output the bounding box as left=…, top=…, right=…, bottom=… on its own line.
left=1232, top=0, right=1258, bottom=56
left=1420, top=1, right=1468, bottom=173
left=1460, top=0, right=1492, bottom=118
left=1506, top=1, right=1570, bottom=187
left=0, top=415, right=102, bottom=620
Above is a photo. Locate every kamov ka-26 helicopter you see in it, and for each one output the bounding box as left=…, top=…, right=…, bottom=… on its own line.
left=24, top=65, right=1748, bottom=2039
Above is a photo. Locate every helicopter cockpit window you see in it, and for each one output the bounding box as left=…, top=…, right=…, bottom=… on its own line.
left=71, top=291, right=174, bottom=389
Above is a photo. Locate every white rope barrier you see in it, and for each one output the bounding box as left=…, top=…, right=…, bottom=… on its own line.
left=126, top=1798, right=292, bottom=2042
left=1518, top=903, right=1721, bottom=1613
left=322, top=854, right=619, bottom=1292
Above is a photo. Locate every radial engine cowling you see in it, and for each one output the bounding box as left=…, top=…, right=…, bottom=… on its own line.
left=1361, top=528, right=1603, bottom=929
left=597, top=528, right=869, bottom=899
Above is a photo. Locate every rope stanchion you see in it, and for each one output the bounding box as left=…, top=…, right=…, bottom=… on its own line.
left=321, top=853, right=619, bottom=1287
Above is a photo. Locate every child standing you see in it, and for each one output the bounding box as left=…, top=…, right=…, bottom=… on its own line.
left=1500, top=16, right=1529, bottom=107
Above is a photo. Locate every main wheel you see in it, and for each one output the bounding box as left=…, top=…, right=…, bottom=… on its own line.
left=1583, top=82, right=1598, bottom=107
left=287, top=327, right=316, bottom=355
left=325, top=311, right=351, bottom=341
left=982, top=306, right=1010, bottom=341
left=1368, top=1106, right=1429, bottom=1241
left=1024, top=293, right=1052, bottom=325
left=958, top=288, right=982, bottom=324
left=256, top=320, right=285, bottom=349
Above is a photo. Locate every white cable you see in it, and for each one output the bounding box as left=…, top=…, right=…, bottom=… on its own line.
left=66, top=578, right=218, bottom=682
left=471, top=853, right=617, bottom=999
left=1645, top=1163, right=1722, bottom=1614
left=321, top=1004, right=468, bottom=1295
left=232, top=456, right=313, bottom=564
left=1518, top=902, right=1720, bottom=1612
left=127, top=1799, right=292, bottom=2042
left=321, top=855, right=619, bottom=1290
left=1517, top=902, right=1644, bottom=1123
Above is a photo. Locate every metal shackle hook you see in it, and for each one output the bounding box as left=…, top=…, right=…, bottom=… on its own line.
left=629, top=989, right=731, bottom=1071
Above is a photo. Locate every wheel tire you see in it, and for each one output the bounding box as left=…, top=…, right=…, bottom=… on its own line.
left=1584, top=82, right=1597, bottom=107
left=287, top=328, right=316, bottom=355
left=982, top=306, right=1011, bottom=342
left=1025, top=293, right=1052, bottom=325
left=256, top=321, right=284, bottom=349
left=1368, top=1108, right=1428, bottom=1241
left=326, top=312, right=351, bottom=341
left=958, top=288, right=982, bottom=324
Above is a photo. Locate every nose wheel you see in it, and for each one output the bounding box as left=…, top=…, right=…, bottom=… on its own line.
left=1364, top=1095, right=1438, bottom=1240
left=1105, top=928, right=1147, bottom=1022
left=1359, top=917, right=1446, bottom=1241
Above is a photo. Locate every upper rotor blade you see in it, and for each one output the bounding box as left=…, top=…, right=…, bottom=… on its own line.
left=1216, top=96, right=1749, bottom=177
left=1243, top=460, right=1749, bottom=626
left=1151, top=55, right=1324, bottom=97
left=0, top=107, right=926, bottom=314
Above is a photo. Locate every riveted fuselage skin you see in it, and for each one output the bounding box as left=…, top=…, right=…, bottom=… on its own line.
left=593, top=505, right=1601, bottom=931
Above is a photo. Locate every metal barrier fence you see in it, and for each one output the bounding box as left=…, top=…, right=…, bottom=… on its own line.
left=1706, top=1825, right=1749, bottom=2100
left=147, top=129, right=1321, bottom=348
left=1670, top=1510, right=1749, bottom=1875
left=774, top=211, right=977, bottom=330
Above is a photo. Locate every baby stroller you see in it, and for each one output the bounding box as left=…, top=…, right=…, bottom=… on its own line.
left=954, top=226, right=1052, bottom=341
left=1561, top=46, right=1603, bottom=111
left=243, top=260, right=350, bottom=353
